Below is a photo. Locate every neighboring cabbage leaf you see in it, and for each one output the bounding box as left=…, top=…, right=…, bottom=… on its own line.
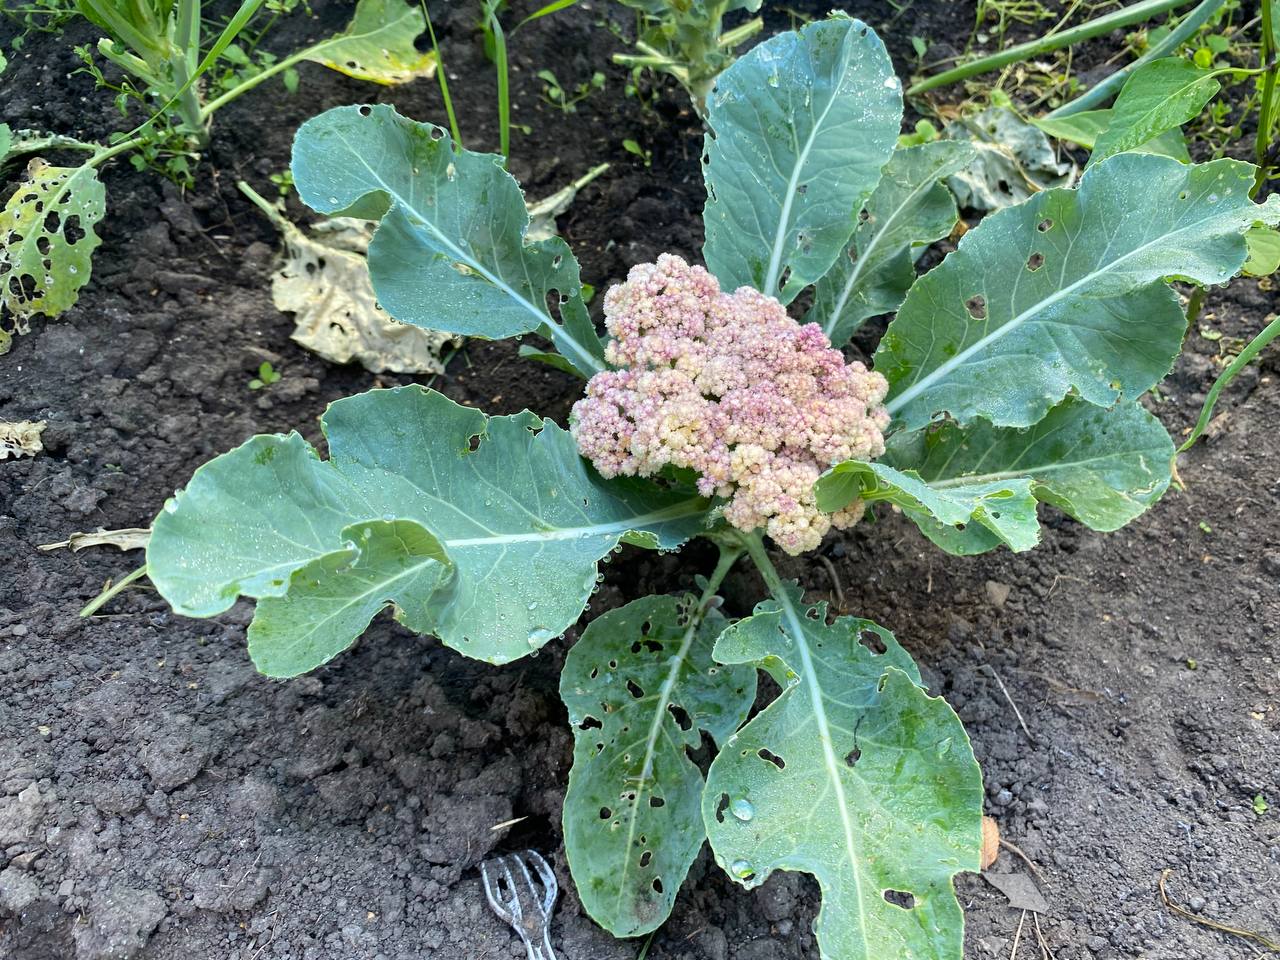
left=146, top=387, right=709, bottom=674
left=816, top=398, right=1175, bottom=556
left=701, top=16, right=901, bottom=304
left=703, top=586, right=982, bottom=960
left=0, top=159, right=105, bottom=330
left=944, top=107, right=1073, bottom=212
left=1089, top=59, right=1220, bottom=165
left=562, top=594, right=757, bottom=937
left=806, top=141, right=973, bottom=346
left=291, top=104, right=606, bottom=376
left=303, top=0, right=438, bottom=85
left=877, top=155, right=1280, bottom=432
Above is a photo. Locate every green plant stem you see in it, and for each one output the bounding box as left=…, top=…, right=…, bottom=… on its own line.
left=1179, top=312, right=1280, bottom=452
left=1255, top=0, right=1277, bottom=195
left=488, top=3, right=511, bottom=162
left=422, top=1, right=463, bottom=148
left=197, top=44, right=310, bottom=118
left=907, top=0, right=1194, bottom=96
left=80, top=564, right=149, bottom=617
left=1045, top=0, right=1226, bottom=118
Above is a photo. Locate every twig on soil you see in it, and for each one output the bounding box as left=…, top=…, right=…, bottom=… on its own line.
left=983, top=665, right=1035, bottom=742
left=1159, top=869, right=1280, bottom=952
left=489, top=816, right=527, bottom=832
left=817, top=555, right=845, bottom=612
left=1009, top=909, right=1027, bottom=959
left=1000, top=838, right=1046, bottom=883
left=1032, top=912, right=1057, bottom=960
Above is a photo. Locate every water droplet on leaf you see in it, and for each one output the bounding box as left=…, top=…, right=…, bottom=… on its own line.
left=730, top=799, right=754, bottom=822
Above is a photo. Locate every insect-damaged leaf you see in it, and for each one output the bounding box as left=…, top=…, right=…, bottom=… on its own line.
left=816, top=398, right=1175, bottom=556
left=703, top=586, right=982, bottom=960
left=290, top=104, right=606, bottom=376
left=266, top=212, right=458, bottom=374
left=0, top=159, right=104, bottom=329
left=943, top=107, right=1072, bottom=213
left=701, top=16, right=901, bottom=304
left=146, top=387, right=709, bottom=674
left=806, top=141, right=972, bottom=346
left=303, top=0, right=438, bottom=85
left=562, top=595, right=756, bottom=936
left=878, top=155, right=1280, bottom=432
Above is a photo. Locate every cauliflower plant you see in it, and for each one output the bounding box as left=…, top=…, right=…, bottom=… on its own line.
left=572, top=254, right=890, bottom=554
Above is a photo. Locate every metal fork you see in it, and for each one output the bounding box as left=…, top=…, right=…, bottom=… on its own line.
left=480, top=849, right=559, bottom=960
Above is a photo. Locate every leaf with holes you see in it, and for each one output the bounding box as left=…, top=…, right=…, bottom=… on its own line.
left=703, top=586, right=982, bottom=960
left=303, top=0, right=438, bottom=85
left=562, top=594, right=757, bottom=936
left=806, top=141, right=973, bottom=346
left=1089, top=59, right=1220, bottom=165
left=146, top=386, right=710, bottom=674
left=291, top=104, right=606, bottom=376
left=816, top=397, right=1174, bottom=555
left=266, top=213, right=459, bottom=374
left=0, top=159, right=104, bottom=329
left=876, top=155, right=1280, bottom=432
left=701, top=15, right=901, bottom=304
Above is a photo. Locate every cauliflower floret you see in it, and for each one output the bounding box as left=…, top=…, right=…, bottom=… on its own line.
left=572, top=254, right=890, bottom=555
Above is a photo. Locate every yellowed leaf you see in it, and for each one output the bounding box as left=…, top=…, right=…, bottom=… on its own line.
left=0, top=418, right=45, bottom=459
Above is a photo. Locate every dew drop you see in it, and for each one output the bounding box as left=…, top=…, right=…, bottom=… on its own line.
left=162, top=499, right=178, bottom=514
left=730, top=798, right=754, bottom=822
left=328, top=196, right=339, bottom=205
left=382, top=513, right=395, bottom=522
left=936, top=737, right=953, bottom=757
left=730, top=859, right=754, bottom=879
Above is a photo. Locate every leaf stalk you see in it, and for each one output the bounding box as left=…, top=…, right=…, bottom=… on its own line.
left=907, top=0, right=1194, bottom=97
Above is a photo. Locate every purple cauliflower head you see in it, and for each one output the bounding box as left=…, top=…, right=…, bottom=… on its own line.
left=571, top=254, right=890, bottom=554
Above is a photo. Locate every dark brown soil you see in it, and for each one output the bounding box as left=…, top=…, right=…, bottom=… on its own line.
left=2, top=2, right=1278, bottom=959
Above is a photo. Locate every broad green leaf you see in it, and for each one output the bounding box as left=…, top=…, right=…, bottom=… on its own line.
left=1032, top=110, right=1112, bottom=147
left=0, top=125, right=10, bottom=159
left=1033, top=109, right=1190, bottom=162
left=878, top=155, right=1280, bottom=432
left=701, top=16, right=901, bottom=304
left=817, top=398, right=1174, bottom=556
left=291, top=104, right=605, bottom=376
left=249, top=519, right=452, bottom=676
left=1244, top=225, right=1280, bottom=277
left=147, top=387, right=709, bottom=671
left=562, top=595, right=757, bottom=936
left=1090, top=59, right=1220, bottom=164
left=0, top=159, right=105, bottom=327
left=703, top=587, right=982, bottom=960
left=303, top=0, right=438, bottom=85
left=807, top=141, right=973, bottom=345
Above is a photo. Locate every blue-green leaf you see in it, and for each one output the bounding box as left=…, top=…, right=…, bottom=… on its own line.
left=703, top=587, right=981, bottom=960
left=291, top=105, right=605, bottom=376
left=806, top=141, right=972, bottom=345
left=147, top=387, right=709, bottom=673
left=562, top=594, right=756, bottom=936
left=878, top=155, right=1280, bottom=432
left=817, top=398, right=1174, bottom=556
left=701, top=16, right=901, bottom=303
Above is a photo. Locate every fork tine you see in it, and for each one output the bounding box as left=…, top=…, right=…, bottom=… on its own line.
left=500, top=859, right=523, bottom=923
left=526, top=850, right=558, bottom=917
left=480, top=858, right=514, bottom=925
